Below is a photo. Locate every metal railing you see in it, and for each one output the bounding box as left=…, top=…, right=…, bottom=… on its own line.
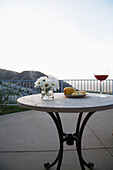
left=0, top=79, right=113, bottom=105
left=63, top=79, right=113, bottom=94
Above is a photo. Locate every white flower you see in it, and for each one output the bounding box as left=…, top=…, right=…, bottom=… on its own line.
left=48, top=75, right=59, bottom=90
left=34, top=75, right=59, bottom=91
left=43, top=79, right=51, bottom=89
left=34, top=76, right=47, bottom=88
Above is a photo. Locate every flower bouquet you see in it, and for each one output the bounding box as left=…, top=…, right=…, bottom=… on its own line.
left=34, top=75, right=59, bottom=100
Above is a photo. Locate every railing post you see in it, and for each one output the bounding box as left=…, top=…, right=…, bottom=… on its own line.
left=60, top=80, right=63, bottom=92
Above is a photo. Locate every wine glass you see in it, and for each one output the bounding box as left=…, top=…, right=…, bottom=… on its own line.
left=94, top=66, right=109, bottom=97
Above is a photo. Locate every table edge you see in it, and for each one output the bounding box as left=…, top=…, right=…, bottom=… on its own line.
left=17, top=100, right=113, bottom=113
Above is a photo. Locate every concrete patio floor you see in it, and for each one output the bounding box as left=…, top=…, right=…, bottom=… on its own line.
left=0, top=109, right=113, bottom=170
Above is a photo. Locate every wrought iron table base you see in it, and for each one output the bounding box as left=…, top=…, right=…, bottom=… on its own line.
left=44, top=111, right=95, bottom=170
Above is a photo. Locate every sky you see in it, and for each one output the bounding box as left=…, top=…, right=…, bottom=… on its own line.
left=0, top=0, right=113, bottom=79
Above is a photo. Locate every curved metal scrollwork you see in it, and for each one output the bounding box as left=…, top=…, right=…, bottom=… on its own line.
left=44, top=111, right=95, bottom=170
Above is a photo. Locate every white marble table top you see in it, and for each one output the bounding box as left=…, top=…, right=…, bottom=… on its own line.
left=17, top=93, right=113, bottom=113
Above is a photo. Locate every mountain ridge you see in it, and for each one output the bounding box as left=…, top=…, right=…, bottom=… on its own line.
left=0, top=68, right=46, bottom=80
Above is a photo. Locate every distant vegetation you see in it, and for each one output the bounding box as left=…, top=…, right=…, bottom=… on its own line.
left=0, top=68, right=46, bottom=114
left=0, top=105, right=29, bottom=115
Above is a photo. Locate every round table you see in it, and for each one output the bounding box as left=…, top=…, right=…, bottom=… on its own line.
left=17, top=93, right=113, bottom=170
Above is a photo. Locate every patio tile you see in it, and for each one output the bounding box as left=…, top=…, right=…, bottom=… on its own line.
left=0, top=111, right=58, bottom=151
left=108, top=148, right=113, bottom=156
left=87, top=109, right=113, bottom=147
left=84, top=148, right=113, bottom=170
left=0, top=111, right=103, bottom=152
left=0, top=110, right=113, bottom=170
left=0, top=149, right=113, bottom=170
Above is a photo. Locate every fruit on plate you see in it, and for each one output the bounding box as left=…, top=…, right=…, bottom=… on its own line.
left=72, top=91, right=86, bottom=95
left=63, top=87, right=76, bottom=95
left=71, top=91, right=78, bottom=95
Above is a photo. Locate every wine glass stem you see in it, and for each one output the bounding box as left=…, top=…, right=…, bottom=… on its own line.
left=100, top=81, right=102, bottom=94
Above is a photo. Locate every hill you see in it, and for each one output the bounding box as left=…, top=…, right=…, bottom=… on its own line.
left=0, top=68, right=46, bottom=80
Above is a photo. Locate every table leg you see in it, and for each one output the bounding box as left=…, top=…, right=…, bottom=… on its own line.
left=44, top=111, right=95, bottom=170
left=44, top=112, right=64, bottom=170
left=76, top=112, right=95, bottom=170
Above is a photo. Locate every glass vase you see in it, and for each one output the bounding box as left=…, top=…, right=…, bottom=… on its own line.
left=41, top=88, right=54, bottom=100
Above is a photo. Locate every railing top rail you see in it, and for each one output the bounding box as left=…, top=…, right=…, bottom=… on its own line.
left=63, top=79, right=113, bottom=81
left=0, top=79, right=113, bottom=81
left=0, top=80, right=36, bottom=81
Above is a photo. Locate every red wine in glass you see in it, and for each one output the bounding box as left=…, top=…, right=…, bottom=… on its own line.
left=94, top=75, right=108, bottom=82
left=94, top=66, right=109, bottom=97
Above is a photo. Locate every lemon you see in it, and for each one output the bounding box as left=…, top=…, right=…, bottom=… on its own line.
left=63, top=87, right=76, bottom=95
left=72, top=91, right=86, bottom=95
left=72, top=92, right=78, bottom=95
left=77, top=91, right=86, bottom=95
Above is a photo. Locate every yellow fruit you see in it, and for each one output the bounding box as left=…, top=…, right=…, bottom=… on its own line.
left=72, top=91, right=78, bottom=95
left=77, top=91, right=86, bottom=95
left=72, top=91, right=86, bottom=95
left=63, top=87, right=76, bottom=95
